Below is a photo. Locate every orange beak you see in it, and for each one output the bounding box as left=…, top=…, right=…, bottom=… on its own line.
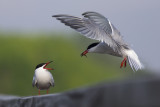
left=43, top=61, right=54, bottom=70
left=81, top=50, right=88, bottom=57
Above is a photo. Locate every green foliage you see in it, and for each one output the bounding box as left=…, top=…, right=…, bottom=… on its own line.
left=0, top=33, right=133, bottom=96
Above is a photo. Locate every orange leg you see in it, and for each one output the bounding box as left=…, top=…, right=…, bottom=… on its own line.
left=120, top=57, right=127, bottom=68
left=38, top=89, right=41, bottom=95
left=124, top=60, right=127, bottom=67
left=47, top=90, right=49, bottom=94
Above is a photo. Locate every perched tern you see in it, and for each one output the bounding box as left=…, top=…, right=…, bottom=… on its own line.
left=32, top=61, right=54, bottom=95
left=53, top=11, right=144, bottom=71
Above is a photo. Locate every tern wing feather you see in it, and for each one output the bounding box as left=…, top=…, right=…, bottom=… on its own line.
left=50, top=77, right=54, bottom=87
left=49, top=72, right=54, bottom=87
left=126, top=50, right=144, bottom=71
left=32, top=74, right=37, bottom=87
left=53, top=11, right=127, bottom=53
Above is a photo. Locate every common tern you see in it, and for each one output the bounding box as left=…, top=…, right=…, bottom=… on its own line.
left=53, top=11, right=144, bottom=71
left=32, top=61, right=54, bottom=95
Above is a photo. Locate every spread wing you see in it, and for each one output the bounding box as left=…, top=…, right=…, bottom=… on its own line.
left=53, top=11, right=128, bottom=53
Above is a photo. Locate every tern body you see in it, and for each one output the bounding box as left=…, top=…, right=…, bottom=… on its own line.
left=34, top=67, right=54, bottom=90
left=53, top=11, right=144, bottom=71
left=88, top=42, right=122, bottom=57
left=32, top=61, right=54, bottom=95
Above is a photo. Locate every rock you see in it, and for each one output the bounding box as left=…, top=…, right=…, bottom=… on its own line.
left=0, top=75, right=160, bottom=107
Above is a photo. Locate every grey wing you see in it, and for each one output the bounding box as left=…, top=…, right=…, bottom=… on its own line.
left=32, top=74, right=37, bottom=87
left=49, top=73, right=54, bottom=87
left=53, top=11, right=127, bottom=52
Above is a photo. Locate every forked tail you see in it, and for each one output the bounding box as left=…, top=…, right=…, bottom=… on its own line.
left=125, top=49, right=144, bottom=71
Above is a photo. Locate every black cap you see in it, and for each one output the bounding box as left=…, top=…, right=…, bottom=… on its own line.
left=87, top=42, right=99, bottom=50
left=35, top=63, right=45, bottom=69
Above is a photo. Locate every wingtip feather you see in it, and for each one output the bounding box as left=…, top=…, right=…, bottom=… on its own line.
left=125, top=49, right=144, bottom=71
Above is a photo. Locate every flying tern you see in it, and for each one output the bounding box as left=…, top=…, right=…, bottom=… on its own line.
left=53, top=12, right=144, bottom=71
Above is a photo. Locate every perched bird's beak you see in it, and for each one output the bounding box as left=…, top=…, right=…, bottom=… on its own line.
left=81, top=50, right=88, bottom=57
left=43, top=61, right=54, bottom=70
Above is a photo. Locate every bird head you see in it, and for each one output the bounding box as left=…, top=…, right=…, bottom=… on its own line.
left=81, top=42, right=99, bottom=57
left=35, top=61, right=54, bottom=70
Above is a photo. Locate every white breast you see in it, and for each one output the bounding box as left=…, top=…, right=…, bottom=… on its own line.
left=35, top=68, right=53, bottom=84
left=89, top=42, right=122, bottom=57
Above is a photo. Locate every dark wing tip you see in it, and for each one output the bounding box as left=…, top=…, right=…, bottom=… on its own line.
left=52, top=14, right=66, bottom=17
left=52, top=15, right=56, bottom=17
left=51, top=82, right=55, bottom=87
left=82, top=11, right=97, bottom=16
left=32, top=82, right=36, bottom=87
left=52, top=15, right=63, bottom=17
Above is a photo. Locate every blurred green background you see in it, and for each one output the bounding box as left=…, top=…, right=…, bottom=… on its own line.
left=0, top=32, right=136, bottom=96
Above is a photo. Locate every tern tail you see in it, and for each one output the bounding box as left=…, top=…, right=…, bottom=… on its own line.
left=125, top=49, right=144, bottom=71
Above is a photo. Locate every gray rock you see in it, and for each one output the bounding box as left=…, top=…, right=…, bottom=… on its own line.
left=0, top=75, right=160, bottom=107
